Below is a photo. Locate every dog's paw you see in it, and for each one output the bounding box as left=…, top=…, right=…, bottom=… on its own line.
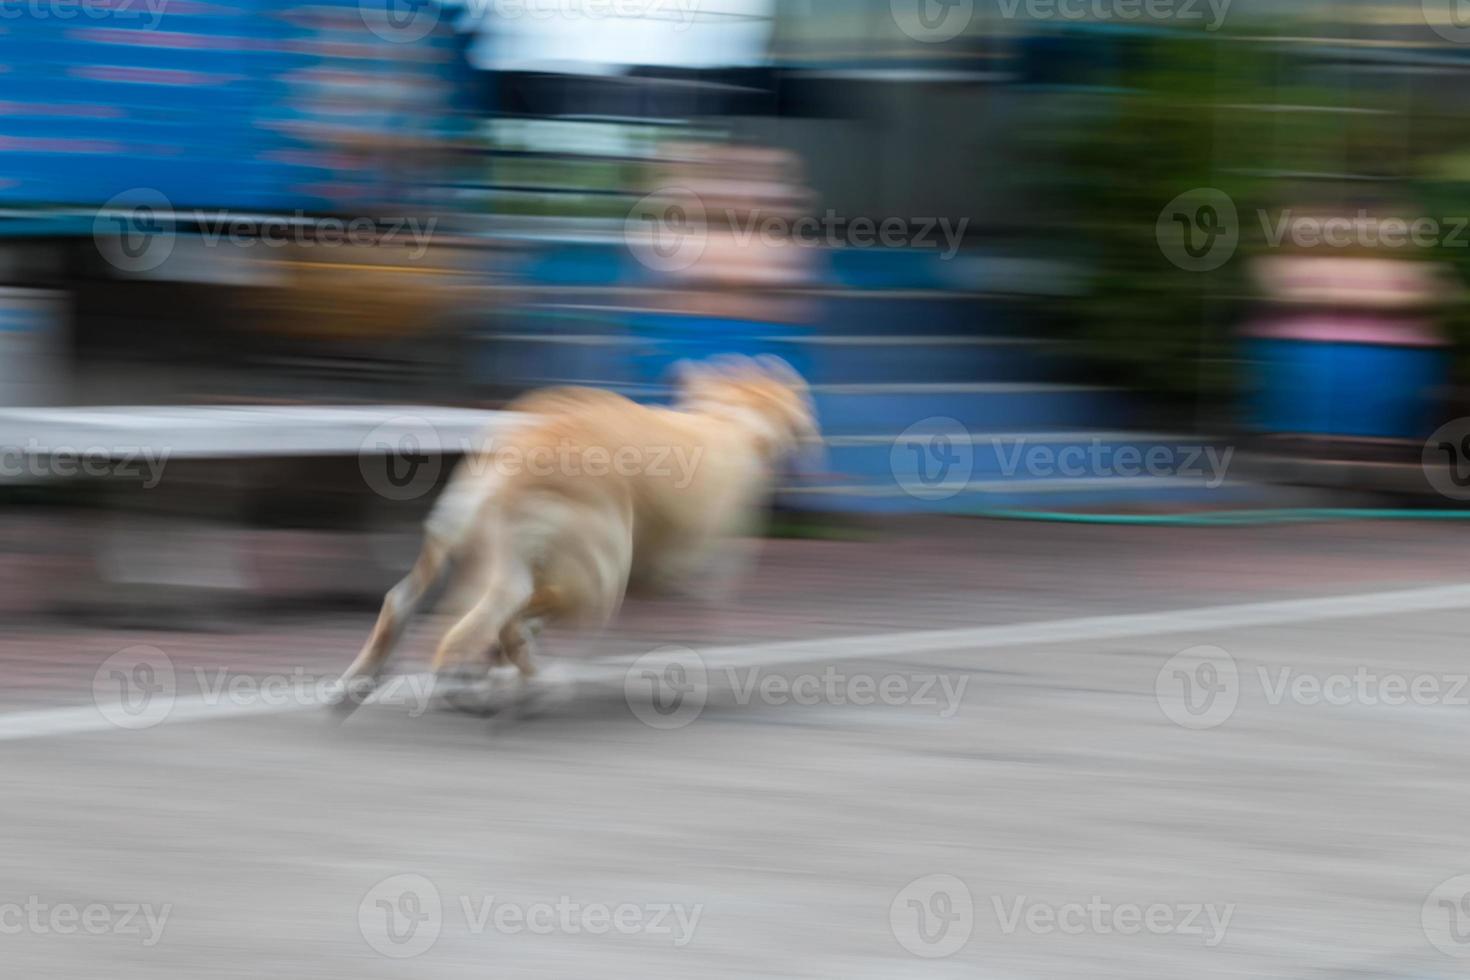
left=433, top=668, right=499, bottom=717
left=512, top=662, right=577, bottom=717
left=327, top=675, right=377, bottom=709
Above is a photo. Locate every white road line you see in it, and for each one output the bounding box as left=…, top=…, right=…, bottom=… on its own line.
left=609, top=582, right=1470, bottom=673
left=6, top=582, right=1470, bottom=743
left=0, top=676, right=432, bottom=744
left=0, top=697, right=312, bottom=743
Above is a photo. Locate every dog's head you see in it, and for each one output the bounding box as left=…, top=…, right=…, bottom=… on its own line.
left=674, top=355, right=823, bottom=471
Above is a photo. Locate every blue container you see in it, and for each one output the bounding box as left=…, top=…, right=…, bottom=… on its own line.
left=1246, top=339, right=1447, bottom=439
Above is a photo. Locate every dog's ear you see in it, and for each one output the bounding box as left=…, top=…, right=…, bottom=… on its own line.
left=757, top=355, right=806, bottom=389
left=671, top=359, right=705, bottom=389
left=709, top=353, right=757, bottom=378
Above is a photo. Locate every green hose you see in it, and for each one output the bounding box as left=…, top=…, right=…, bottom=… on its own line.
left=980, top=509, right=1470, bottom=527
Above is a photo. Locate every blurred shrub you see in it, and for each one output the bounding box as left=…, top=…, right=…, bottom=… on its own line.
left=1026, top=32, right=1266, bottom=408
left=1028, top=26, right=1470, bottom=409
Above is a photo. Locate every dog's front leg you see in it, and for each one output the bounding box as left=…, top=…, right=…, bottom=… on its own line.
left=487, top=617, right=579, bottom=728
left=430, top=562, right=533, bottom=702
left=651, top=522, right=759, bottom=607
left=333, top=542, right=446, bottom=711
left=696, top=534, right=760, bottom=606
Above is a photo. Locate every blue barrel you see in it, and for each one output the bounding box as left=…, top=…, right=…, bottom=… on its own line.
left=1246, top=338, right=1447, bottom=439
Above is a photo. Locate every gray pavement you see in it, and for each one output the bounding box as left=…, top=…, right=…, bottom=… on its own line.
left=5, top=561, right=1470, bottom=978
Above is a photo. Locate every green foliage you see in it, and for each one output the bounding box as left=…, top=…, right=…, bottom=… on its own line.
left=1031, top=28, right=1470, bottom=400
left=1029, top=33, right=1264, bottom=402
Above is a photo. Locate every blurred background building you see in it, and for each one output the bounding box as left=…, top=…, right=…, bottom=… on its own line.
left=4, top=0, right=1470, bottom=565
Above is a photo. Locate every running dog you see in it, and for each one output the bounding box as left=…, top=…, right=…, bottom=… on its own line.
left=333, top=355, right=820, bottom=709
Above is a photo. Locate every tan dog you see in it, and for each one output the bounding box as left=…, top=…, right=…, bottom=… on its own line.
left=334, top=355, right=820, bottom=708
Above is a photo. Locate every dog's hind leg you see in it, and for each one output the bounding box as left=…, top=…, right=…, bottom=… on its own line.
left=334, top=539, right=448, bottom=707
left=430, top=561, right=534, bottom=681
left=497, top=614, right=543, bottom=680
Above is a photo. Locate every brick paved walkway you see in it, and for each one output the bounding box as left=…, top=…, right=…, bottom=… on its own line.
left=3, top=513, right=1469, bottom=713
